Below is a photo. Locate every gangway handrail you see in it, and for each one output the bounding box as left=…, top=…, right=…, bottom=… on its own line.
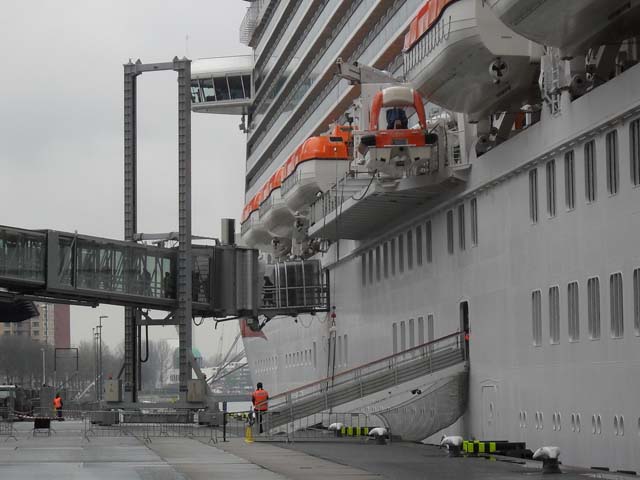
left=269, top=331, right=464, bottom=403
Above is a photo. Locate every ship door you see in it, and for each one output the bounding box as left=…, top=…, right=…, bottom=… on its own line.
left=481, top=385, right=498, bottom=439
left=459, top=301, right=469, bottom=358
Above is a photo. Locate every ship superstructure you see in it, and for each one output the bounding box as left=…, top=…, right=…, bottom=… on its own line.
left=192, top=0, right=640, bottom=471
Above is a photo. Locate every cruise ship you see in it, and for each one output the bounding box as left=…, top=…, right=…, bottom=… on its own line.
left=191, top=0, right=640, bottom=472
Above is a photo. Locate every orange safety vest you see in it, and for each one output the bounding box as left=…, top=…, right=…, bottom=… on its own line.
left=252, top=389, right=269, bottom=411
left=53, top=397, right=62, bottom=409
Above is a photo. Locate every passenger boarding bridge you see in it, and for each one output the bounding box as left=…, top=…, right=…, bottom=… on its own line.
left=0, top=225, right=328, bottom=319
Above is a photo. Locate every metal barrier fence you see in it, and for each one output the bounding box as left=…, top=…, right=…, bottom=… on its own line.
left=0, top=420, right=18, bottom=441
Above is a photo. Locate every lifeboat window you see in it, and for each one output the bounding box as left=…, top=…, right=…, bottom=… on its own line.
left=214, top=77, right=230, bottom=101
left=329, top=136, right=343, bottom=142
left=200, top=78, right=215, bottom=102
left=228, top=76, right=245, bottom=100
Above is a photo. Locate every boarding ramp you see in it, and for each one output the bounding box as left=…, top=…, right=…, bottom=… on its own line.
left=0, top=225, right=328, bottom=318
left=262, top=332, right=468, bottom=439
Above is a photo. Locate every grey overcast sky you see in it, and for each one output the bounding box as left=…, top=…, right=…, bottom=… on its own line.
left=0, top=1, right=251, bottom=358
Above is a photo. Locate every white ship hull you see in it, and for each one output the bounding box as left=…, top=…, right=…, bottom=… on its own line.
left=244, top=63, right=640, bottom=471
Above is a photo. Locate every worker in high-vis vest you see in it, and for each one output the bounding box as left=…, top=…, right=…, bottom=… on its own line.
left=251, top=382, right=269, bottom=433
left=53, top=393, right=63, bottom=419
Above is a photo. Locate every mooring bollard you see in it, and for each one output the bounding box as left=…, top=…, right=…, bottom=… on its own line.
left=533, top=446, right=561, bottom=474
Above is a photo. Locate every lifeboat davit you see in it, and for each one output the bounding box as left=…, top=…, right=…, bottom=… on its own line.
left=403, top=0, right=540, bottom=120
left=358, top=86, right=436, bottom=178
left=281, top=126, right=352, bottom=214
left=488, top=0, right=640, bottom=56
left=240, top=195, right=272, bottom=251
left=259, top=166, right=295, bottom=238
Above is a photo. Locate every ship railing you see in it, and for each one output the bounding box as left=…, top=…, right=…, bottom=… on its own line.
left=264, top=332, right=467, bottom=426
left=309, top=171, right=372, bottom=226
left=280, top=169, right=317, bottom=197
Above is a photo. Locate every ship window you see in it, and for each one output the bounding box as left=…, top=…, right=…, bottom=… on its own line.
left=227, top=76, right=245, bottom=100
left=375, top=246, right=381, bottom=282
left=400, top=320, right=406, bottom=351
left=630, top=119, right=640, bottom=186
left=568, top=281, right=579, bottom=342
left=529, top=169, right=538, bottom=223
left=427, top=314, right=435, bottom=347
left=606, top=130, right=619, bottom=195
left=470, top=198, right=478, bottom=246
left=190, top=80, right=201, bottom=103
left=337, top=336, right=342, bottom=366
left=546, top=160, right=556, bottom=217
left=407, top=230, right=414, bottom=270
left=458, top=204, right=466, bottom=250
left=532, top=290, right=542, bottom=346
left=242, top=75, right=252, bottom=98
left=610, top=272, right=624, bottom=338
left=409, top=318, right=415, bottom=348
left=213, top=77, right=230, bottom=101
left=585, top=140, right=597, bottom=203
left=391, top=238, right=397, bottom=276
left=418, top=316, right=425, bottom=344
left=416, top=225, right=423, bottom=266
left=446, top=210, right=454, bottom=254
left=564, top=150, right=576, bottom=210
left=392, top=323, right=398, bottom=354
left=313, top=342, right=317, bottom=368
left=426, top=221, right=433, bottom=263
left=368, top=250, right=374, bottom=285
left=398, top=235, right=405, bottom=274
left=634, top=268, right=640, bottom=336
left=587, top=277, right=601, bottom=340
left=549, top=286, right=560, bottom=344
left=200, top=78, right=215, bottom=102
left=361, top=254, right=366, bottom=286
left=383, top=242, right=389, bottom=279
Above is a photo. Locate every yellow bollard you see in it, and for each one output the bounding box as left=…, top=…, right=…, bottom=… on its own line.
left=245, top=425, right=254, bottom=443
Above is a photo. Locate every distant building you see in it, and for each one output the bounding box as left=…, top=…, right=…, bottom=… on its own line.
left=1, top=302, right=70, bottom=347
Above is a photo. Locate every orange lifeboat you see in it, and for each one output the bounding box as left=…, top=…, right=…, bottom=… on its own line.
left=358, top=86, right=436, bottom=178
left=259, top=165, right=295, bottom=238
left=281, top=126, right=352, bottom=213
left=240, top=194, right=273, bottom=250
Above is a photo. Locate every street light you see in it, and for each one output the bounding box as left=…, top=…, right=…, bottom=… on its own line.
left=97, top=315, right=108, bottom=401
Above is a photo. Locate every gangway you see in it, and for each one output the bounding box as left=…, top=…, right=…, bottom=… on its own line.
left=261, top=332, right=468, bottom=441
left=0, top=225, right=329, bottom=319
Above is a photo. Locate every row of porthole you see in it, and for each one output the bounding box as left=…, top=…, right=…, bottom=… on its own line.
left=519, top=411, right=635, bottom=436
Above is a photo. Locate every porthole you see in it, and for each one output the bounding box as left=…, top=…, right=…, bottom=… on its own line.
left=576, top=414, right=581, bottom=433
left=637, top=417, right=640, bottom=436
left=614, top=416, right=619, bottom=436
left=597, top=415, right=602, bottom=435
left=523, top=411, right=527, bottom=427
left=540, top=412, right=544, bottom=430
left=519, top=411, right=524, bottom=428
left=619, top=416, right=624, bottom=436
left=592, top=415, right=597, bottom=434
left=571, top=413, right=576, bottom=432
left=552, top=413, right=557, bottom=431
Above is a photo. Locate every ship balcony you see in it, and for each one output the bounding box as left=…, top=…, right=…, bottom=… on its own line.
left=240, top=211, right=272, bottom=250
left=190, top=56, right=253, bottom=115
left=308, top=159, right=470, bottom=241
left=281, top=160, right=351, bottom=214
left=258, top=189, right=294, bottom=238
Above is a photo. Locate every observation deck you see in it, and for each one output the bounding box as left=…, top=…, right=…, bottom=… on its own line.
left=190, top=56, right=253, bottom=115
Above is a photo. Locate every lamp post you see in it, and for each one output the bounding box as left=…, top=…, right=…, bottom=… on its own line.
left=97, top=315, right=108, bottom=401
